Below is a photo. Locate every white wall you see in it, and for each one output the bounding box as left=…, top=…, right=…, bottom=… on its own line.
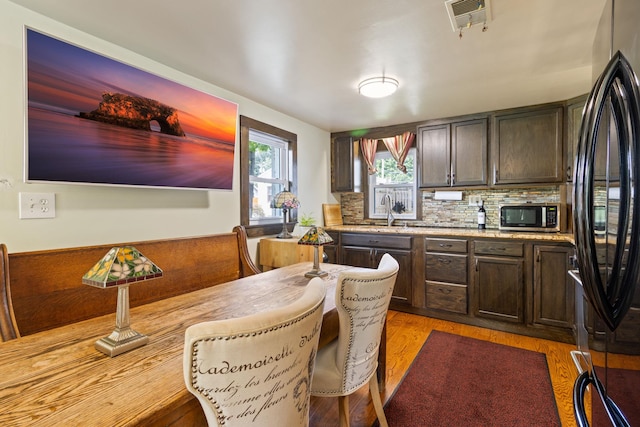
left=0, top=0, right=337, bottom=256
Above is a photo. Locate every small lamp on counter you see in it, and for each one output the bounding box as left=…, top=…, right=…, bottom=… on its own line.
left=271, top=190, right=300, bottom=239
left=298, top=226, right=334, bottom=278
left=82, top=246, right=163, bottom=357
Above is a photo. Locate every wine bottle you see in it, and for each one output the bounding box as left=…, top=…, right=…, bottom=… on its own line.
left=478, top=202, right=486, bottom=229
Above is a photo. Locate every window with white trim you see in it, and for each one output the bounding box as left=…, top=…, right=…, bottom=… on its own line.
left=248, top=129, right=289, bottom=225
left=240, top=116, right=297, bottom=237
left=368, top=148, right=417, bottom=220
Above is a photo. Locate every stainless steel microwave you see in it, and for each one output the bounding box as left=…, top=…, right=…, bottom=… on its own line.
left=499, top=204, right=561, bottom=232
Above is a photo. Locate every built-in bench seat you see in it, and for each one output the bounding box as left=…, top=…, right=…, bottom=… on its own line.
left=0, top=225, right=259, bottom=340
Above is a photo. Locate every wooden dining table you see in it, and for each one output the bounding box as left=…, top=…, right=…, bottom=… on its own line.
left=0, top=262, right=385, bottom=426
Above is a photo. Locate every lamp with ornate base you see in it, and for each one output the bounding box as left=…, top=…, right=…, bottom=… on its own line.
left=298, top=226, right=334, bottom=278
left=271, top=190, right=300, bottom=239
left=82, top=246, right=163, bottom=357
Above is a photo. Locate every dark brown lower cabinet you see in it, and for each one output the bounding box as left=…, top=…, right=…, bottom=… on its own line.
left=334, top=232, right=577, bottom=343
left=474, top=255, right=524, bottom=323
left=532, top=244, right=574, bottom=330
left=322, top=231, right=340, bottom=264
left=340, top=233, right=413, bottom=308
left=425, top=238, right=469, bottom=315
left=342, top=246, right=413, bottom=307
left=473, top=240, right=525, bottom=323
left=611, top=307, right=640, bottom=349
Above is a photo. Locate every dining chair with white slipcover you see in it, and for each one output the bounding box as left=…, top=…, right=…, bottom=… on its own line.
left=184, top=278, right=326, bottom=427
left=310, top=253, right=399, bottom=427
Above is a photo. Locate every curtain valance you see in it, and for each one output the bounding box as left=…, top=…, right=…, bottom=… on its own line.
left=360, top=131, right=416, bottom=174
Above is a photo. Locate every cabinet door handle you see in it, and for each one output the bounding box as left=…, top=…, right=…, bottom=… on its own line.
left=437, top=258, right=451, bottom=264
left=438, top=243, right=453, bottom=248
left=567, top=165, right=572, bottom=181
left=489, top=247, right=506, bottom=252
left=451, top=173, right=456, bottom=185
left=475, top=259, right=479, bottom=271
left=368, top=240, right=379, bottom=244
left=494, top=169, right=499, bottom=182
left=438, top=288, right=452, bottom=294
left=446, top=173, right=450, bottom=185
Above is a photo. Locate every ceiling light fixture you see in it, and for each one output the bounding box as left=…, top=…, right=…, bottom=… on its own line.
left=358, top=76, right=399, bottom=98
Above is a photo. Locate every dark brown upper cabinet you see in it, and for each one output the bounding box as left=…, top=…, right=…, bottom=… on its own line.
left=590, top=99, right=620, bottom=182
left=566, top=94, right=619, bottom=183
left=566, top=94, right=588, bottom=182
left=331, top=136, right=355, bottom=192
left=491, top=104, right=564, bottom=185
left=418, top=118, right=488, bottom=188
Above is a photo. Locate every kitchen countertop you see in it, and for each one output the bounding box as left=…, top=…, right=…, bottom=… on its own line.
left=325, top=225, right=575, bottom=244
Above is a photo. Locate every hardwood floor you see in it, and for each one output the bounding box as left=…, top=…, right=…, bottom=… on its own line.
left=309, top=310, right=581, bottom=426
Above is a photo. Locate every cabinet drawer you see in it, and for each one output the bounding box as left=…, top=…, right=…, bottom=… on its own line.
left=425, top=253, right=467, bottom=284
left=614, top=306, right=640, bottom=344
left=474, top=240, right=523, bottom=257
left=426, top=281, right=468, bottom=314
left=425, top=238, right=467, bottom=253
left=341, top=233, right=412, bottom=250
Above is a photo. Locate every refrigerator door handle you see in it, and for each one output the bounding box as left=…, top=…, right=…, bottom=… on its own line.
left=573, top=371, right=591, bottom=427
left=574, top=50, right=640, bottom=330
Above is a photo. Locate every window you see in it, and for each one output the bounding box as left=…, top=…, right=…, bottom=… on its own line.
left=240, top=116, right=297, bottom=237
left=248, top=130, right=288, bottom=224
left=368, top=148, right=417, bottom=220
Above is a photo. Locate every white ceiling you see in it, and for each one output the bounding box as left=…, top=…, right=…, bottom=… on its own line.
left=10, top=0, right=606, bottom=132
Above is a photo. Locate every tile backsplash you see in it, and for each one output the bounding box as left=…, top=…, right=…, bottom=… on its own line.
left=339, top=186, right=564, bottom=229
left=421, top=187, right=562, bottom=229
left=340, top=192, right=365, bottom=224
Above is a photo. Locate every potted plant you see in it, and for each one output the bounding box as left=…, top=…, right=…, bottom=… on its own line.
left=295, top=212, right=316, bottom=236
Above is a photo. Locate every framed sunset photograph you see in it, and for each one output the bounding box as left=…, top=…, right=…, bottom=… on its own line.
left=25, top=27, right=238, bottom=190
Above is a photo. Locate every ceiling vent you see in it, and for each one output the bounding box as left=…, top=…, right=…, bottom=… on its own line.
left=445, top=0, right=491, bottom=32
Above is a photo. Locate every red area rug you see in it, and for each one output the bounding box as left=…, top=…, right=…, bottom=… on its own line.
left=592, top=366, right=640, bottom=425
left=378, top=330, right=560, bottom=426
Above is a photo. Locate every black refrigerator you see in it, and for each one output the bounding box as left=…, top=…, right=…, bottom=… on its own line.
left=571, top=0, right=640, bottom=425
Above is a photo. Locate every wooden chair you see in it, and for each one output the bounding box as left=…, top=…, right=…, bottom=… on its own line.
left=232, top=225, right=261, bottom=276
left=310, top=253, right=399, bottom=427
left=184, top=278, right=326, bottom=427
left=0, top=243, right=19, bottom=341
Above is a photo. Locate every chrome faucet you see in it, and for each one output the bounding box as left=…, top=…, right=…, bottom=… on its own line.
left=382, top=194, right=395, bottom=227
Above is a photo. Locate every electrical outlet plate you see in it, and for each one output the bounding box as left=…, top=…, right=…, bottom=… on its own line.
left=19, top=192, right=56, bottom=219
left=468, top=195, right=483, bottom=206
